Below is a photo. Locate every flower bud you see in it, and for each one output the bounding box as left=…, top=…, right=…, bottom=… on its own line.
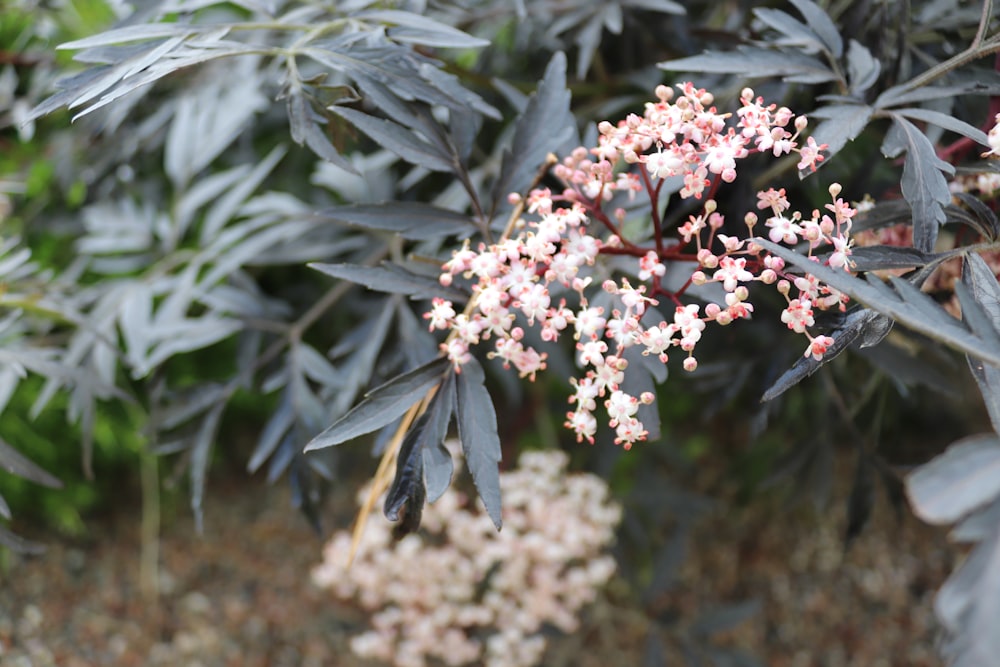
left=741, top=88, right=754, bottom=102
left=655, top=84, right=673, bottom=102
left=683, top=356, right=698, bottom=372
left=794, top=115, right=808, bottom=132
left=828, top=182, right=842, bottom=198
left=691, top=271, right=707, bottom=285
left=777, top=279, right=791, bottom=295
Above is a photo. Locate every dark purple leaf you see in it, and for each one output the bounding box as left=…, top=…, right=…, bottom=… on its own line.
left=330, top=105, right=453, bottom=172
left=423, top=370, right=456, bottom=503
left=304, top=357, right=449, bottom=452
left=907, top=434, right=1000, bottom=524
left=881, top=115, right=955, bottom=252
left=315, top=202, right=474, bottom=240
left=455, top=357, right=503, bottom=530
left=309, top=262, right=466, bottom=301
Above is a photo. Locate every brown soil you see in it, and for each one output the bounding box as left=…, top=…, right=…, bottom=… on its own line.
left=0, top=471, right=956, bottom=667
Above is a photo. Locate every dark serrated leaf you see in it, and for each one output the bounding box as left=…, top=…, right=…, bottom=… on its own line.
left=963, top=253, right=1000, bottom=434
left=896, top=107, right=989, bottom=145
left=304, top=357, right=449, bottom=451
left=316, top=202, right=474, bottom=240
left=423, top=370, right=456, bottom=503
left=753, top=8, right=825, bottom=52
left=876, top=82, right=1000, bottom=110
left=356, top=10, right=490, bottom=49
left=761, top=308, right=890, bottom=401
left=808, top=104, right=873, bottom=161
left=789, top=0, right=842, bottom=57
left=881, top=115, right=954, bottom=252
left=659, top=46, right=837, bottom=84
left=953, top=194, right=1000, bottom=241
left=0, top=437, right=62, bottom=489
left=907, top=433, right=1000, bottom=524
left=330, top=106, right=454, bottom=172
left=309, top=262, right=466, bottom=300
left=847, top=245, right=937, bottom=272
left=247, top=394, right=294, bottom=474
left=494, top=52, right=577, bottom=203
left=756, top=239, right=1000, bottom=366
left=938, top=526, right=1000, bottom=667
left=845, top=39, right=879, bottom=94
left=384, top=413, right=428, bottom=526
left=454, top=357, right=502, bottom=530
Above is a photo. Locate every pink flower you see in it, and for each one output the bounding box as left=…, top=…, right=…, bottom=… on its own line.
left=805, top=335, right=835, bottom=360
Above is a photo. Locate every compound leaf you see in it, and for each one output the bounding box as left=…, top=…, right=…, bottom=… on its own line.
left=906, top=434, right=1000, bottom=524
left=455, top=357, right=503, bottom=530
left=304, top=357, right=449, bottom=451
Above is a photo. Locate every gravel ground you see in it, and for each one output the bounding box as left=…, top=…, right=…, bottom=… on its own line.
left=0, top=471, right=957, bottom=667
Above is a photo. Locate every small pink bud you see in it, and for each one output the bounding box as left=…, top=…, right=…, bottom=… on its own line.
left=691, top=271, right=707, bottom=285
left=705, top=303, right=722, bottom=318
left=828, top=182, right=842, bottom=198
left=640, top=391, right=655, bottom=404
left=777, top=279, right=791, bottom=295
left=760, top=269, right=777, bottom=284
left=794, top=115, right=808, bottom=132
left=745, top=212, right=758, bottom=227
left=683, top=357, right=698, bottom=372
left=508, top=192, right=522, bottom=205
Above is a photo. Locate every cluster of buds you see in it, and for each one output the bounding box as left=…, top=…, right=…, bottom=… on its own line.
left=425, top=84, right=855, bottom=448
left=312, top=447, right=621, bottom=667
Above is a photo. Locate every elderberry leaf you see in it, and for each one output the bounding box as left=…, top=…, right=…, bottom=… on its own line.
left=304, top=357, right=449, bottom=452
left=659, top=47, right=837, bottom=84
left=962, top=253, right=1000, bottom=434
left=753, top=8, right=826, bottom=53
left=808, top=104, right=873, bottom=161
left=788, top=0, right=842, bottom=57
left=756, top=239, right=1000, bottom=367
left=895, top=107, right=989, bottom=146
left=355, top=10, right=490, bottom=49
left=423, top=370, right=456, bottom=503
left=952, top=194, right=1000, bottom=242
left=881, top=115, right=954, bottom=252
left=315, top=202, right=474, bottom=240
left=760, top=308, right=891, bottom=402
left=0, top=437, right=62, bottom=489
left=845, top=39, right=879, bottom=94
left=329, top=106, right=454, bottom=172
left=846, top=245, right=939, bottom=272
left=285, top=83, right=356, bottom=172
left=935, top=525, right=1000, bottom=666
left=876, top=81, right=1000, bottom=109
left=455, top=357, right=503, bottom=530
left=384, top=413, right=428, bottom=526
left=906, top=433, right=1000, bottom=524
left=308, top=262, right=466, bottom=301
left=494, top=52, right=577, bottom=205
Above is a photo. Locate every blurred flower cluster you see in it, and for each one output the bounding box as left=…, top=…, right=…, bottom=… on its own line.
left=312, top=447, right=621, bottom=667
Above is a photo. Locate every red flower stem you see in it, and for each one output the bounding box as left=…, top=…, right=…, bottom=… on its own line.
left=638, top=167, right=665, bottom=253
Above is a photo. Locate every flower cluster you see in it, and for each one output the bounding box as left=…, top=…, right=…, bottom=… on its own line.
left=426, top=84, right=855, bottom=448
left=312, top=447, right=621, bottom=667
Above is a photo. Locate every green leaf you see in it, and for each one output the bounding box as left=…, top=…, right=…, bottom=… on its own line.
left=454, top=357, right=503, bottom=530
left=304, top=357, right=449, bottom=452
